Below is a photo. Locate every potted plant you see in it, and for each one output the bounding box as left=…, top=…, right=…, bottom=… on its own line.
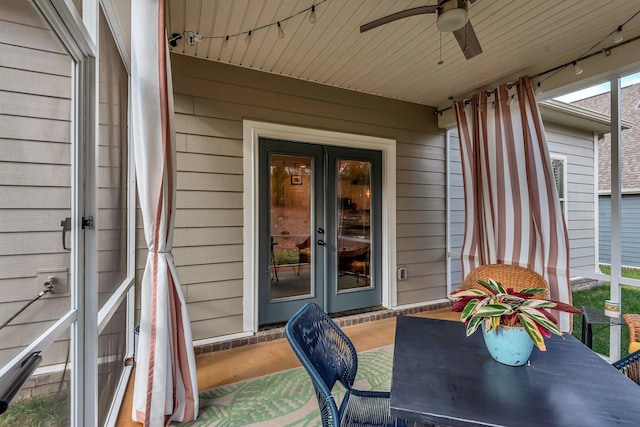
left=450, top=278, right=582, bottom=366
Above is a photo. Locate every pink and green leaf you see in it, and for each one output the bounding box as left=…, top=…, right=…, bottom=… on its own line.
left=519, top=307, right=562, bottom=336
left=474, top=303, right=513, bottom=317
left=551, top=301, right=583, bottom=315
left=518, top=312, right=547, bottom=351
left=450, top=288, right=487, bottom=299
left=460, top=298, right=479, bottom=322
left=519, top=299, right=556, bottom=309
left=466, top=315, right=484, bottom=336
left=517, top=287, right=548, bottom=296
left=476, top=279, right=505, bottom=295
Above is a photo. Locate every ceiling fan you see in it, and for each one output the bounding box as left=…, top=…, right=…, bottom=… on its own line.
left=360, top=0, right=482, bottom=60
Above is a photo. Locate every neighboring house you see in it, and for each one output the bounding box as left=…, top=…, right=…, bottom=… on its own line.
left=447, top=100, right=626, bottom=291
left=572, top=83, right=640, bottom=268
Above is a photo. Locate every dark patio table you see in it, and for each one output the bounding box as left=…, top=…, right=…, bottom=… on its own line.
left=391, top=316, right=640, bottom=427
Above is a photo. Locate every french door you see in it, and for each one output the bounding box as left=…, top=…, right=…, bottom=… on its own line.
left=258, top=138, right=382, bottom=325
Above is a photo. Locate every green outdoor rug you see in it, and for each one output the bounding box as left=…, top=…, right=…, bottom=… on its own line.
left=173, top=345, right=394, bottom=427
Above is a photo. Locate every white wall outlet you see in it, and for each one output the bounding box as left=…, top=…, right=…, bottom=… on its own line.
left=397, top=267, right=408, bottom=280
left=36, top=268, right=69, bottom=294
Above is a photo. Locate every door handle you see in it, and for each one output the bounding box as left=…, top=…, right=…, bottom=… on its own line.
left=317, top=239, right=325, bottom=246
left=60, top=217, right=71, bottom=251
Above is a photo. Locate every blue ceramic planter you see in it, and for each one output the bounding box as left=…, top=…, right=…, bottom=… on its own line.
left=482, top=325, right=534, bottom=366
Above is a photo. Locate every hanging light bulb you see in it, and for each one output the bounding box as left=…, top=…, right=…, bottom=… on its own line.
left=244, top=30, right=252, bottom=45
left=506, top=95, right=514, bottom=106
left=222, top=35, right=229, bottom=48
left=277, top=22, right=286, bottom=38
left=309, top=5, right=317, bottom=24
left=535, top=82, right=542, bottom=96
left=573, top=61, right=584, bottom=75
left=612, top=26, right=624, bottom=44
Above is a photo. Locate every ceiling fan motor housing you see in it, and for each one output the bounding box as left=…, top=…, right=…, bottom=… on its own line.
left=437, top=0, right=468, bottom=32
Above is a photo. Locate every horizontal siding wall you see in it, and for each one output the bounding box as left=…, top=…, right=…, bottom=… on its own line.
left=448, top=121, right=596, bottom=285
left=599, top=194, right=640, bottom=268
left=157, top=54, right=445, bottom=340
left=545, top=122, right=596, bottom=273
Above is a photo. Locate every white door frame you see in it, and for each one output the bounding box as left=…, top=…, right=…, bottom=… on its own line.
left=242, top=120, right=397, bottom=332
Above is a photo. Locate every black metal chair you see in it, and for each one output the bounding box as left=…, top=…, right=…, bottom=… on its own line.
left=285, top=302, right=407, bottom=427
left=613, top=350, right=640, bottom=385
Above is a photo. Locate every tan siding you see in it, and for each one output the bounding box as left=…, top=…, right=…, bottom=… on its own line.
left=397, top=287, right=447, bottom=306
left=169, top=54, right=445, bottom=340
left=0, top=187, right=70, bottom=208
left=0, top=253, right=69, bottom=281
left=187, top=298, right=243, bottom=322
left=0, top=277, right=57, bottom=304
left=173, top=245, right=243, bottom=267
left=0, top=232, right=63, bottom=255
left=0, top=115, right=70, bottom=143
left=190, top=315, right=244, bottom=339
left=177, top=172, right=243, bottom=192
left=0, top=44, right=70, bottom=76
left=0, top=1, right=51, bottom=27
left=185, top=279, right=243, bottom=303
left=176, top=191, right=242, bottom=209
left=0, top=210, right=70, bottom=232
left=0, top=91, right=71, bottom=120
left=185, top=134, right=243, bottom=157
left=0, top=67, right=71, bottom=98
left=0, top=140, right=70, bottom=165
left=0, top=162, right=70, bottom=186
left=177, top=152, right=243, bottom=174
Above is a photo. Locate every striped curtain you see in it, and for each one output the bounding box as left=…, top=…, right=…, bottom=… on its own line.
left=131, top=0, right=198, bottom=424
left=454, top=75, right=572, bottom=331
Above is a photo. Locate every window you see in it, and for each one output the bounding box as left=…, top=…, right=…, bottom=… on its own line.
left=551, top=154, right=568, bottom=219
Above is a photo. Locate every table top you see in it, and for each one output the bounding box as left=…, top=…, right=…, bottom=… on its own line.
left=391, top=316, right=640, bottom=427
left=582, top=306, right=626, bottom=326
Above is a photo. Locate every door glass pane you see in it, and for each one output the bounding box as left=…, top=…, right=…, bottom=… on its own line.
left=337, top=160, right=372, bottom=291
left=269, top=155, right=312, bottom=300
left=0, top=0, right=73, bottom=367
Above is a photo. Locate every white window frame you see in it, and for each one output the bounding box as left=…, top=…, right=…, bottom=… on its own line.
left=550, top=153, right=569, bottom=221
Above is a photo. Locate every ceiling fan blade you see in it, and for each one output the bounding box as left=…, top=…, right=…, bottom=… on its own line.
left=360, top=5, right=438, bottom=33
left=453, top=20, right=482, bottom=59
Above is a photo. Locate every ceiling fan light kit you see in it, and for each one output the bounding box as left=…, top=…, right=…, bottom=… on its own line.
left=359, top=0, right=482, bottom=60
left=437, top=6, right=467, bottom=32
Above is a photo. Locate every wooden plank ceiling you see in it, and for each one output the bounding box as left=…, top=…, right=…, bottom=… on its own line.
left=168, top=0, right=640, bottom=108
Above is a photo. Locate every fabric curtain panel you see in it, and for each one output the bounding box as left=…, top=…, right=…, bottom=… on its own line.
left=454, top=75, right=572, bottom=331
left=131, top=0, right=198, bottom=424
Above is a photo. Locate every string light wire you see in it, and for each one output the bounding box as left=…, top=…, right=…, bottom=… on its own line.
left=535, top=8, right=640, bottom=87
left=436, top=8, right=640, bottom=115
left=169, top=1, right=327, bottom=47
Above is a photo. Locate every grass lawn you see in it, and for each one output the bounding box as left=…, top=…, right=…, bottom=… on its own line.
left=570, top=267, right=640, bottom=357
left=0, top=391, right=69, bottom=426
